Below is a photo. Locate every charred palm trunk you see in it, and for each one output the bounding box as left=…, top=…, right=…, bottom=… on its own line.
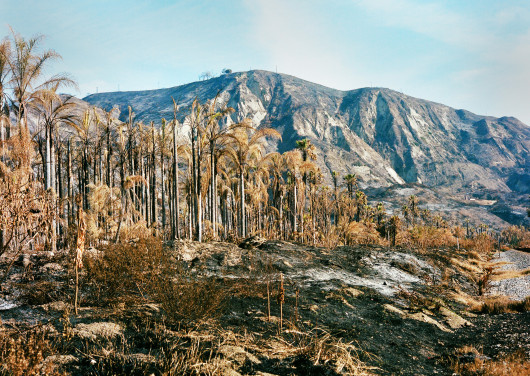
left=145, top=155, right=150, bottom=225
left=292, top=180, right=298, bottom=235
left=45, top=126, right=52, bottom=190
left=83, top=144, right=89, bottom=210
left=151, top=127, right=157, bottom=232
left=196, top=151, right=202, bottom=242
left=57, top=145, right=65, bottom=247
left=106, top=130, right=112, bottom=186
left=161, top=152, right=166, bottom=239
left=210, top=149, right=217, bottom=238
left=114, top=151, right=127, bottom=243
left=172, top=123, right=180, bottom=239
left=239, top=169, right=246, bottom=238
left=50, top=129, right=57, bottom=253
left=67, top=140, right=73, bottom=226
left=191, top=125, right=202, bottom=242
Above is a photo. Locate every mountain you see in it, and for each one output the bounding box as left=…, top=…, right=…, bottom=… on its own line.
left=84, top=70, right=530, bottom=197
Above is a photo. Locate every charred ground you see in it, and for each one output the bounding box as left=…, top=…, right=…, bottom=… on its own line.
left=1, top=239, right=529, bottom=375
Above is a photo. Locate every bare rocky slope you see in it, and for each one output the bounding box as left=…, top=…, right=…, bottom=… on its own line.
left=83, top=70, right=530, bottom=225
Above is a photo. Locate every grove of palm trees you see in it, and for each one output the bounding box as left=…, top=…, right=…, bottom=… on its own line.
left=1, top=30, right=529, bottom=376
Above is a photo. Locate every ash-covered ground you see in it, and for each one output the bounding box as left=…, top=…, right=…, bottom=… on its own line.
left=1, top=240, right=528, bottom=375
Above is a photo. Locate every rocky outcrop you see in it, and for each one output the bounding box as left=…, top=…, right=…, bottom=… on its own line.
left=84, top=70, right=530, bottom=192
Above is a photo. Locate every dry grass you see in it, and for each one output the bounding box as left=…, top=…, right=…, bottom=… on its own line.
left=450, top=257, right=484, bottom=274
left=448, top=251, right=509, bottom=296
left=298, top=333, right=376, bottom=375
left=449, top=287, right=483, bottom=308
left=451, top=346, right=530, bottom=376
left=472, top=295, right=530, bottom=314
left=491, top=267, right=530, bottom=281
left=450, top=286, right=530, bottom=315
left=408, top=226, right=456, bottom=249
left=344, top=221, right=384, bottom=246
left=260, top=328, right=377, bottom=375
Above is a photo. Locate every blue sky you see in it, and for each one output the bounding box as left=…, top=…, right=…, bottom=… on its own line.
left=2, top=0, right=530, bottom=123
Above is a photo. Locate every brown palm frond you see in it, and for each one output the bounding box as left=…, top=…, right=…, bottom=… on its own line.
left=249, top=127, right=281, bottom=145
left=300, top=161, right=319, bottom=174
left=124, top=175, right=147, bottom=190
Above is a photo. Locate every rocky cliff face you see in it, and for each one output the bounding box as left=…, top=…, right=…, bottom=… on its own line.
left=84, top=70, right=530, bottom=193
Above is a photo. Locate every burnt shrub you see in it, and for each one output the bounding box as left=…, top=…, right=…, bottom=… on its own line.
left=153, top=275, right=227, bottom=327
left=84, top=237, right=170, bottom=305
left=83, top=238, right=226, bottom=327
left=0, top=326, right=59, bottom=376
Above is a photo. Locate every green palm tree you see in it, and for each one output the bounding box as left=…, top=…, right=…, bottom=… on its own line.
left=295, top=138, right=317, bottom=162
left=331, top=171, right=340, bottom=225
left=354, top=190, right=367, bottom=222
left=344, top=173, right=358, bottom=198
left=407, top=195, right=419, bottom=225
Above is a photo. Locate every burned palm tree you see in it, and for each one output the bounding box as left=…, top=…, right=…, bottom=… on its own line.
left=5, top=27, right=75, bottom=131
left=226, top=125, right=281, bottom=238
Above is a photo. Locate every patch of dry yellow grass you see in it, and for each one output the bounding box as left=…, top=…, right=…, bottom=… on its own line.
left=491, top=267, right=530, bottom=281
left=451, top=346, right=530, bottom=376
left=448, top=288, right=483, bottom=309
left=450, top=258, right=483, bottom=274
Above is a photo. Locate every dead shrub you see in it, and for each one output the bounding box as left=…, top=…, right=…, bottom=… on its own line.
left=343, top=221, right=383, bottom=246
left=153, top=275, right=227, bottom=327
left=501, top=225, right=530, bottom=248
left=84, top=237, right=171, bottom=305
left=394, top=229, right=413, bottom=247
left=84, top=238, right=226, bottom=327
left=0, top=326, right=59, bottom=376
left=477, top=266, right=493, bottom=296
left=462, top=233, right=495, bottom=254
left=19, top=280, right=65, bottom=306
left=408, top=225, right=455, bottom=249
